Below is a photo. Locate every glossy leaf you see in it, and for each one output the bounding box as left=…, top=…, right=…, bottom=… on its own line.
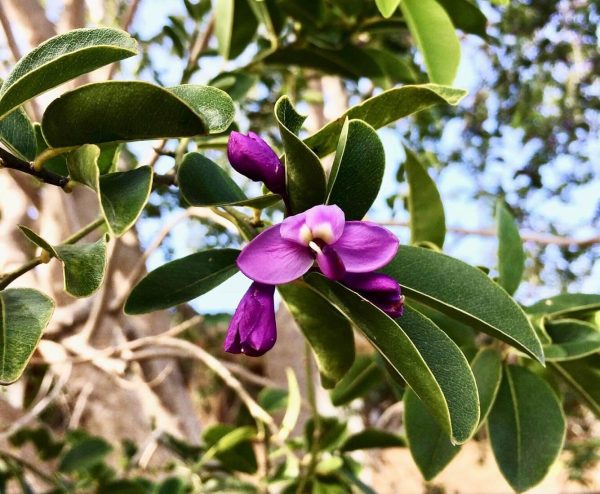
left=327, top=119, right=385, bottom=220
left=0, top=107, right=36, bottom=161
left=404, top=146, right=445, bottom=248
left=488, top=365, right=565, bottom=492
left=214, top=0, right=258, bottom=59
left=279, top=283, right=355, bottom=388
left=543, top=319, right=600, bottom=361
left=382, top=246, right=544, bottom=363
left=275, top=96, right=326, bottom=213
left=305, top=84, right=467, bottom=157
left=67, top=145, right=152, bottom=236
left=125, top=249, right=240, bottom=314
left=42, top=82, right=234, bottom=147
left=19, top=225, right=107, bottom=298
left=400, top=0, right=460, bottom=85
left=178, top=152, right=281, bottom=208
left=436, top=0, right=487, bottom=37
left=375, top=0, right=400, bottom=18
left=526, top=293, right=600, bottom=318
left=340, top=429, right=405, bottom=452
left=0, top=289, right=54, bottom=384
left=405, top=388, right=460, bottom=480
left=0, top=28, right=137, bottom=119
left=304, top=275, right=479, bottom=444
left=496, top=201, right=524, bottom=295
left=329, top=355, right=383, bottom=406
left=550, top=356, right=600, bottom=418
left=470, top=348, right=502, bottom=425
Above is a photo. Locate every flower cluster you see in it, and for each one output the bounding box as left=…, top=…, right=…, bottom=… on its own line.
left=224, top=132, right=404, bottom=356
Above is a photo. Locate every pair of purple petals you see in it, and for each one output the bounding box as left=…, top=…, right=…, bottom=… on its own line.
left=224, top=133, right=403, bottom=357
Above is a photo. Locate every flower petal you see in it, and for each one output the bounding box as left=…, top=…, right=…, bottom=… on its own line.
left=316, top=246, right=346, bottom=280
left=237, top=225, right=313, bottom=284
left=342, top=272, right=404, bottom=318
left=280, top=211, right=310, bottom=245
left=305, top=205, right=345, bottom=244
left=333, top=222, right=399, bottom=272
left=225, top=282, right=277, bottom=356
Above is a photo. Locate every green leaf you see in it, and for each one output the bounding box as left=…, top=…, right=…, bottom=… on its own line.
left=279, top=282, right=355, bottom=388
left=42, top=82, right=234, bottom=147
left=329, top=355, right=384, bottom=406
left=496, top=201, right=524, bottom=295
left=125, top=249, right=240, bottom=314
left=0, top=107, right=36, bottom=161
left=550, top=356, right=600, bottom=418
left=340, top=428, right=405, bottom=452
left=0, top=289, right=54, bottom=384
left=209, top=71, right=257, bottom=101
left=375, top=0, right=401, bottom=18
left=543, top=319, right=600, bottom=361
left=305, top=84, right=467, bottom=157
left=54, top=238, right=107, bottom=298
left=58, top=437, right=112, bottom=473
left=488, top=365, right=565, bottom=492
left=156, top=478, right=187, bottom=494
left=470, top=348, right=502, bottom=425
left=214, top=0, right=258, bottom=59
left=382, top=246, right=544, bottom=363
left=436, top=0, right=487, bottom=37
left=404, top=146, right=445, bottom=248
left=67, top=145, right=152, bottom=236
left=178, top=152, right=281, bottom=208
left=526, top=293, right=600, bottom=318
left=203, top=425, right=258, bottom=473
left=258, top=388, right=288, bottom=413
left=19, top=225, right=107, bottom=298
left=327, top=119, right=385, bottom=220
left=304, top=275, right=479, bottom=444
left=0, top=28, right=137, bottom=119
left=275, top=96, right=326, bottom=213
left=405, top=388, right=460, bottom=480
left=400, top=0, right=461, bottom=85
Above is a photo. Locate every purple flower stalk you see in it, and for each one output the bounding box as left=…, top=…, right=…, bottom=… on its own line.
left=237, top=204, right=399, bottom=284
left=224, top=282, right=277, bottom=356
left=227, top=131, right=286, bottom=195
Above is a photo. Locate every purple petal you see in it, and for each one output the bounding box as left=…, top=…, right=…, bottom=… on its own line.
left=227, top=131, right=285, bottom=194
left=316, top=246, right=346, bottom=280
left=332, top=222, right=399, bottom=272
left=342, top=272, right=404, bottom=318
left=280, top=205, right=345, bottom=245
left=237, top=225, right=313, bottom=284
left=225, top=282, right=277, bottom=356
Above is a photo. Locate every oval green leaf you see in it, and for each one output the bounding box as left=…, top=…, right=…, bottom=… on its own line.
left=0, top=288, right=54, bottom=384
left=375, top=0, right=401, bottom=18
left=0, top=28, right=137, bottom=119
left=543, top=319, right=600, bottom=361
left=496, top=201, right=524, bottom=295
left=304, top=274, right=479, bottom=444
left=329, top=355, right=383, bottom=406
left=0, top=107, right=36, bottom=161
left=405, top=388, right=460, bottom=480
left=400, top=0, right=461, bottom=85
left=470, top=348, right=502, bottom=425
left=550, top=355, right=600, bottom=418
left=488, top=365, right=565, bottom=492
left=125, top=249, right=240, bottom=314
left=275, top=96, right=326, bottom=213
left=327, top=119, right=385, bottom=220
left=279, top=282, right=355, bottom=389
left=54, top=237, right=107, bottom=298
left=305, top=84, right=467, bottom=157
left=340, top=428, right=405, bottom=452
left=436, top=0, right=487, bottom=37
left=526, top=293, right=600, bottom=318
left=42, top=82, right=234, bottom=147
left=382, top=246, right=544, bottom=363
left=405, top=145, right=445, bottom=248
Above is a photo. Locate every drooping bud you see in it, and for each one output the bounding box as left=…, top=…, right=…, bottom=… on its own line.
left=227, top=131, right=286, bottom=195
left=343, top=272, right=404, bottom=318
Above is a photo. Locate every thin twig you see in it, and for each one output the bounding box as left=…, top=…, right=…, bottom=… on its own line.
left=379, top=220, right=600, bottom=247
left=0, top=148, right=69, bottom=189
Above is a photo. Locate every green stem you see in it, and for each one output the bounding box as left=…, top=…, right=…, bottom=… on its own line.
left=0, top=217, right=106, bottom=290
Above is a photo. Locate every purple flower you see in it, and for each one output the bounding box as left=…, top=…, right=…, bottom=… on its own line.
left=342, top=272, right=405, bottom=318
left=227, top=131, right=286, bottom=195
left=224, top=282, right=277, bottom=356
left=237, top=205, right=399, bottom=284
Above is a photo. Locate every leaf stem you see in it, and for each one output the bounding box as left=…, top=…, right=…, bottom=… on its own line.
left=32, top=146, right=77, bottom=172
